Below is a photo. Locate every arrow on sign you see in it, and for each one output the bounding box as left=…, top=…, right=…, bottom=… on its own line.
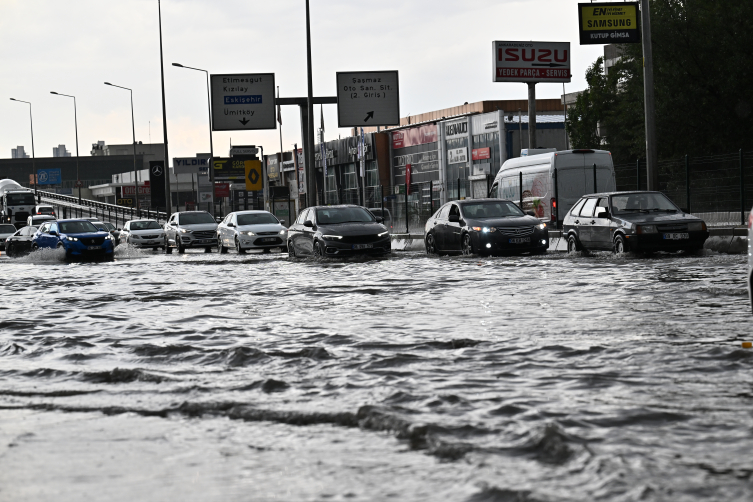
left=532, top=63, right=568, bottom=67
left=364, top=111, right=374, bottom=123
left=239, top=117, right=250, bottom=126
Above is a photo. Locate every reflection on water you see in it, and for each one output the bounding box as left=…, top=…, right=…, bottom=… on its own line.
left=0, top=249, right=751, bottom=501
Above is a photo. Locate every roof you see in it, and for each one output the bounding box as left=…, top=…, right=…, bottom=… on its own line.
left=583, top=191, right=662, bottom=198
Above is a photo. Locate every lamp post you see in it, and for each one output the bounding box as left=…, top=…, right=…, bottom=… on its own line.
left=172, top=63, right=215, bottom=214
left=9, top=98, right=36, bottom=194
left=50, top=92, right=81, bottom=204
left=104, top=82, right=139, bottom=210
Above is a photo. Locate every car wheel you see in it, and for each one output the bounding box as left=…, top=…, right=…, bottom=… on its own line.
left=425, top=233, right=437, bottom=255
left=5, top=243, right=13, bottom=258
left=177, top=238, right=185, bottom=254
left=313, top=240, right=323, bottom=257
left=262, top=248, right=271, bottom=254
left=613, top=234, right=627, bottom=255
left=567, top=235, right=580, bottom=253
left=204, top=247, right=212, bottom=253
left=31, top=243, right=38, bottom=252
left=461, top=233, right=473, bottom=256
left=218, top=237, right=228, bottom=254
left=235, top=237, right=246, bottom=254
left=164, top=237, right=172, bottom=254
left=288, top=241, right=296, bottom=258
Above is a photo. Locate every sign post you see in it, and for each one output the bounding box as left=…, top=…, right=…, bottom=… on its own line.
left=336, top=71, right=400, bottom=128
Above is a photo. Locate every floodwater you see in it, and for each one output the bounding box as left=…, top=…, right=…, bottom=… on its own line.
left=0, top=246, right=751, bottom=501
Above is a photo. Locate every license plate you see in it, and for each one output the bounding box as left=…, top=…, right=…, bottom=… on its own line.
left=197, top=239, right=212, bottom=244
left=87, top=245, right=101, bottom=250
left=261, top=238, right=277, bottom=242
left=146, top=241, right=157, bottom=245
left=353, top=244, right=373, bottom=250
left=509, top=237, right=530, bottom=244
left=663, top=233, right=689, bottom=240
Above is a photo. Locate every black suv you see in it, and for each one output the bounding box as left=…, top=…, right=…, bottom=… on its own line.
left=563, top=191, right=709, bottom=254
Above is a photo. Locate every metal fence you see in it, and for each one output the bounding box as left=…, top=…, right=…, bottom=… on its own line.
left=37, top=190, right=167, bottom=228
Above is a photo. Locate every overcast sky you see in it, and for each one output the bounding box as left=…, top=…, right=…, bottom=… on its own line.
left=1, top=0, right=604, bottom=163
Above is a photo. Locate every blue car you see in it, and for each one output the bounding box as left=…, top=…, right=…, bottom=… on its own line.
left=32, top=219, right=115, bottom=260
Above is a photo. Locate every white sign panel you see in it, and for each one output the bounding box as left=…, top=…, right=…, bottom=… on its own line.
left=230, top=147, right=259, bottom=156
left=448, top=148, right=468, bottom=164
left=210, top=73, right=276, bottom=131
left=493, top=41, right=571, bottom=83
left=336, top=71, right=400, bottom=128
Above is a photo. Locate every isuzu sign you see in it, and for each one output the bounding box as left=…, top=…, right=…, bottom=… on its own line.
left=578, top=2, right=641, bottom=45
left=493, top=41, right=571, bottom=83
left=210, top=73, right=276, bottom=131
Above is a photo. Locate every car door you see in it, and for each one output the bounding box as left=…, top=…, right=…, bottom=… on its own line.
left=166, top=215, right=178, bottom=244
left=591, top=197, right=612, bottom=250
left=427, top=204, right=447, bottom=249
left=444, top=204, right=463, bottom=252
left=577, top=198, right=598, bottom=248
left=301, top=209, right=317, bottom=255
left=291, top=209, right=309, bottom=255
left=37, top=222, right=54, bottom=248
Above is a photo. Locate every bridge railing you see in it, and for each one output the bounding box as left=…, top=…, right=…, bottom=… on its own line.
left=36, top=190, right=168, bottom=229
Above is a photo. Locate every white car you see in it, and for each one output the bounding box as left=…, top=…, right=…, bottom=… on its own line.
left=217, top=210, right=288, bottom=254
left=121, top=219, right=166, bottom=250
left=0, top=223, right=16, bottom=250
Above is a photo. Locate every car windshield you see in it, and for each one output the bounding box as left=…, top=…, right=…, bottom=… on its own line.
left=59, top=221, right=99, bottom=234
left=131, top=221, right=161, bottom=230
left=102, top=222, right=115, bottom=230
left=180, top=212, right=216, bottom=225
left=316, top=207, right=375, bottom=224
left=7, top=193, right=36, bottom=205
left=0, top=224, right=16, bottom=233
left=612, top=193, right=679, bottom=214
left=237, top=213, right=279, bottom=226
left=462, top=201, right=524, bottom=219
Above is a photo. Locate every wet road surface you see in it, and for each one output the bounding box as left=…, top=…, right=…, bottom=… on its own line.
left=0, top=247, right=751, bottom=501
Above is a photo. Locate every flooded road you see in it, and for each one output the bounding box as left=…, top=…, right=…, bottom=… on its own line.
left=1, top=248, right=751, bottom=501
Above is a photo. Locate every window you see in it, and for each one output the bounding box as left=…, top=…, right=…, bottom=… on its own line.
left=437, top=205, right=451, bottom=220
left=315, top=207, right=374, bottom=224
left=50, top=223, right=59, bottom=233
left=40, top=223, right=50, bottom=233
left=570, top=199, right=586, bottom=216
left=131, top=221, right=161, bottom=230
left=296, top=209, right=309, bottom=225
left=7, top=193, right=36, bottom=206
left=179, top=212, right=216, bottom=225
left=0, top=224, right=16, bottom=233
left=580, top=198, right=597, bottom=217
left=59, top=221, right=98, bottom=234
left=611, top=193, right=679, bottom=215
left=449, top=204, right=460, bottom=218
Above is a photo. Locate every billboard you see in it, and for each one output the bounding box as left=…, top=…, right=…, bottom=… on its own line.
left=336, top=71, right=400, bottom=128
left=37, top=168, right=61, bottom=185
left=212, top=157, right=257, bottom=180
left=149, top=161, right=166, bottom=207
left=493, top=41, right=571, bottom=83
left=578, top=2, right=640, bottom=45
left=391, top=125, right=438, bottom=149
left=210, top=73, right=276, bottom=131
left=174, top=157, right=209, bottom=174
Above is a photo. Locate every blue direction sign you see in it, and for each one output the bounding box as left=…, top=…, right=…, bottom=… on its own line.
left=37, top=168, right=62, bottom=185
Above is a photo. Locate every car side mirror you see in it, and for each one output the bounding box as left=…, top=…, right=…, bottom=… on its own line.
left=279, top=219, right=286, bottom=225
left=680, top=207, right=689, bottom=213
left=228, top=222, right=235, bottom=228
left=304, top=220, right=314, bottom=228
left=375, top=216, right=383, bottom=223
left=448, top=214, right=460, bottom=223
left=525, top=210, right=536, bottom=217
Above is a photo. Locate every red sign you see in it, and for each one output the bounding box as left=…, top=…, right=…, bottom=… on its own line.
left=122, top=186, right=151, bottom=196
left=74, top=180, right=84, bottom=188
left=405, top=164, right=412, bottom=195
left=392, top=124, right=438, bottom=149
left=493, top=41, right=571, bottom=83
left=472, top=148, right=491, bottom=161
left=214, top=183, right=230, bottom=198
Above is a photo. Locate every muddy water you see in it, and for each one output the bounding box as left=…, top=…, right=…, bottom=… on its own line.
left=0, top=248, right=751, bottom=501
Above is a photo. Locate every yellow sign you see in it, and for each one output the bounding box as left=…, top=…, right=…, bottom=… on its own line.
left=578, top=2, right=640, bottom=44
left=245, top=160, right=263, bottom=191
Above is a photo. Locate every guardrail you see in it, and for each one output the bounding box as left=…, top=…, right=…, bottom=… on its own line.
left=36, top=190, right=167, bottom=229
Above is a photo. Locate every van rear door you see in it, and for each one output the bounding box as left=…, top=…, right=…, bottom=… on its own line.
left=553, top=151, right=616, bottom=218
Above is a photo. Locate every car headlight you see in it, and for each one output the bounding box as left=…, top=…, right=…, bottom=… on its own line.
left=688, top=221, right=706, bottom=232
left=279, top=229, right=286, bottom=234
left=105, top=234, right=113, bottom=240
left=378, top=231, right=389, bottom=237
left=537, top=223, right=547, bottom=230
left=179, top=228, right=190, bottom=233
left=66, top=236, right=79, bottom=242
left=322, top=235, right=343, bottom=240
left=637, top=225, right=658, bottom=234
left=471, top=227, right=496, bottom=233
left=243, top=231, right=256, bottom=236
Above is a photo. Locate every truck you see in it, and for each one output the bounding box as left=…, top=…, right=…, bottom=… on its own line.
left=0, top=179, right=38, bottom=228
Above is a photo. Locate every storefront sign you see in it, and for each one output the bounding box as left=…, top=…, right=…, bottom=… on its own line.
left=210, top=73, right=276, bottom=131
left=267, top=155, right=280, bottom=180
left=281, top=160, right=295, bottom=172
left=244, top=160, right=263, bottom=191
left=472, top=113, right=501, bottom=133
left=173, top=157, right=209, bottom=174
left=122, top=186, right=151, bottom=196
left=394, top=150, right=438, bottom=167
left=215, top=183, right=231, bottom=197
left=348, top=144, right=371, bottom=156
left=230, top=147, right=259, bottom=156
left=336, top=70, right=400, bottom=127
left=578, top=2, right=640, bottom=45
left=444, top=120, right=468, bottom=139
left=472, top=148, right=491, bottom=161
left=314, top=149, right=335, bottom=161
left=448, top=148, right=468, bottom=164
left=493, top=41, right=571, bottom=83
left=213, top=157, right=256, bottom=180
left=392, top=125, right=437, bottom=149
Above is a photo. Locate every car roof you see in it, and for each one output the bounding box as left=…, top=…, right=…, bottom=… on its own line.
left=127, top=219, right=159, bottom=222
left=311, top=205, right=363, bottom=209
left=176, top=211, right=210, bottom=214
left=232, top=210, right=273, bottom=214
left=581, top=190, right=664, bottom=198
left=55, top=219, right=98, bottom=223
left=455, top=198, right=516, bottom=205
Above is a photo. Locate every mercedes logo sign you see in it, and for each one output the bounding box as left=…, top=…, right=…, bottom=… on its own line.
left=151, top=165, right=163, bottom=176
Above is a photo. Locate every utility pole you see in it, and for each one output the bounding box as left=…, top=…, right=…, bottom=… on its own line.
left=304, top=0, right=317, bottom=207
left=158, top=0, right=172, bottom=218
left=517, top=109, right=523, bottom=156
left=640, top=0, right=658, bottom=190
left=527, top=83, right=537, bottom=150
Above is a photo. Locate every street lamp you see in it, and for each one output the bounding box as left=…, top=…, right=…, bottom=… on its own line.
left=9, top=98, right=36, bottom=194
left=104, top=82, right=139, bottom=210
left=172, top=63, right=215, bottom=214
left=50, top=92, right=82, bottom=204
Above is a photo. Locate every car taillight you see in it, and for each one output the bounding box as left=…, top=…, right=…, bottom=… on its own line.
left=550, top=198, right=557, bottom=221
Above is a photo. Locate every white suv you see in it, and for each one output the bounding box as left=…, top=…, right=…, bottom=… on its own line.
left=164, top=211, right=218, bottom=254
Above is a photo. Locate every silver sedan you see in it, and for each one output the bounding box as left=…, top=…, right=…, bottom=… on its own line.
left=120, top=219, right=166, bottom=250
left=217, top=210, right=288, bottom=254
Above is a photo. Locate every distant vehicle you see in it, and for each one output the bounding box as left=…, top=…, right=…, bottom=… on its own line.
left=100, top=222, right=121, bottom=245
left=4, top=226, right=37, bottom=257
left=164, top=211, right=218, bottom=254
left=32, top=219, right=115, bottom=260
left=287, top=205, right=391, bottom=257
left=0, top=224, right=17, bottom=250
left=217, top=210, right=287, bottom=254
left=26, top=214, right=56, bottom=228
left=0, top=179, right=36, bottom=228
left=120, top=219, right=165, bottom=250
left=563, top=191, right=709, bottom=254
left=368, top=208, right=392, bottom=231
left=33, top=205, right=56, bottom=217
left=489, top=149, right=616, bottom=227
left=424, top=199, right=548, bottom=256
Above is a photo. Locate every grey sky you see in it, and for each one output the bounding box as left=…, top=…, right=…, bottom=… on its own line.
left=1, top=0, right=603, bottom=163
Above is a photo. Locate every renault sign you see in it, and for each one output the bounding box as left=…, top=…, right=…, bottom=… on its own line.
left=493, top=41, right=571, bottom=83
left=210, top=73, right=276, bottom=131
left=578, top=2, right=641, bottom=45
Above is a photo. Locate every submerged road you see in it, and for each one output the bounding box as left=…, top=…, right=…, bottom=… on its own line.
left=0, top=248, right=751, bottom=501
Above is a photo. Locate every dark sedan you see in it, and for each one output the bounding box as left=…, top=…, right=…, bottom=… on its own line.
left=287, top=205, right=391, bottom=257
left=4, top=226, right=37, bottom=257
left=563, top=191, right=709, bottom=254
left=424, top=199, right=549, bottom=256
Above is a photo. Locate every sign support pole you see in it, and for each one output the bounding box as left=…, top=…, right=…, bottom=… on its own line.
left=158, top=0, right=171, bottom=219
left=640, top=0, right=658, bottom=191
left=527, top=83, right=537, bottom=150
left=305, top=0, right=317, bottom=207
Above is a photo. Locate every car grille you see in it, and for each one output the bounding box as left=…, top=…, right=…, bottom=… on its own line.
left=341, top=234, right=381, bottom=244
left=81, top=237, right=105, bottom=246
left=191, top=230, right=216, bottom=239
left=141, top=235, right=160, bottom=239
left=257, top=231, right=279, bottom=236
left=657, top=224, right=688, bottom=232
left=253, top=237, right=282, bottom=245
left=496, top=226, right=534, bottom=236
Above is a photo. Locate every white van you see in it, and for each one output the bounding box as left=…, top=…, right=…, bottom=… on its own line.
left=489, top=149, right=616, bottom=226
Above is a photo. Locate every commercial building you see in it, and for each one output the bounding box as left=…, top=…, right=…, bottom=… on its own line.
left=11, top=146, right=29, bottom=159
left=52, top=144, right=71, bottom=157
